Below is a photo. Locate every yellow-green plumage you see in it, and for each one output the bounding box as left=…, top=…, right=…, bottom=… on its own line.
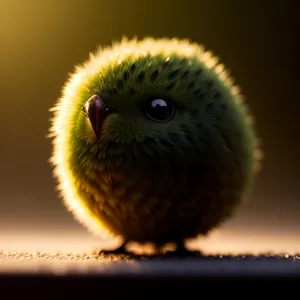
left=49, top=37, right=262, bottom=251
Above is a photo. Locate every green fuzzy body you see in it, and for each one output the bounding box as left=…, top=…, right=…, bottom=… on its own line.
left=49, top=37, right=261, bottom=246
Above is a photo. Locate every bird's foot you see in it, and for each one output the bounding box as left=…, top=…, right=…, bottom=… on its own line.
left=98, top=242, right=135, bottom=256
left=165, top=243, right=202, bottom=257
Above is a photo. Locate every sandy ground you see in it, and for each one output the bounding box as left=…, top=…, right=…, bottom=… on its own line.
left=0, top=251, right=299, bottom=296
left=1, top=229, right=299, bottom=296
left=0, top=251, right=299, bottom=275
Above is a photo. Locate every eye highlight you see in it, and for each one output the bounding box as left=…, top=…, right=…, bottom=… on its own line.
left=143, top=98, right=175, bottom=122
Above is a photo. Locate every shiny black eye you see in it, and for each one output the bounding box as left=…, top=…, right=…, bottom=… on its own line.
left=144, top=99, right=175, bottom=122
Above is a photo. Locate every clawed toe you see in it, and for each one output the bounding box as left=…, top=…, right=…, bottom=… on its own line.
left=98, top=242, right=137, bottom=256
left=99, top=249, right=129, bottom=255
left=164, top=249, right=202, bottom=257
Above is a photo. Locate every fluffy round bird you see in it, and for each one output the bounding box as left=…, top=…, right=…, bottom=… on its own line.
left=49, top=37, right=262, bottom=255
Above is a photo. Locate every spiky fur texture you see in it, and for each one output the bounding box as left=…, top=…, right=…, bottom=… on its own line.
left=49, top=37, right=262, bottom=245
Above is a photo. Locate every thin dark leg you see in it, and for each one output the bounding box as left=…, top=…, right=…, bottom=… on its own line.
left=99, top=241, right=132, bottom=255
left=165, top=241, right=202, bottom=257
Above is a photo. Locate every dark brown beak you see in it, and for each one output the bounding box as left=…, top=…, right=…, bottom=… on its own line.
left=82, top=95, right=113, bottom=139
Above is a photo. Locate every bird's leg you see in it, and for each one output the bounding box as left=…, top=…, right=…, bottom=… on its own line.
left=165, top=241, right=202, bottom=257
left=99, top=241, right=133, bottom=255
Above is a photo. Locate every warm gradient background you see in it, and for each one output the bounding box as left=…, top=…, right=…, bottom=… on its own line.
left=0, top=0, right=298, bottom=254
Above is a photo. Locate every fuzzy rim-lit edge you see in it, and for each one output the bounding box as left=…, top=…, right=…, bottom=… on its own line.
left=48, top=36, right=263, bottom=239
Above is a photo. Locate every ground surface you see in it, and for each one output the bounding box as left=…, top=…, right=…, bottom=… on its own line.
left=1, top=250, right=299, bottom=295
left=1, top=250, right=299, bottom=274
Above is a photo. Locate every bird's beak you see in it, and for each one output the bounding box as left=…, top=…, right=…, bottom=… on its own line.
left=82, top=95, right=108, bottom=139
